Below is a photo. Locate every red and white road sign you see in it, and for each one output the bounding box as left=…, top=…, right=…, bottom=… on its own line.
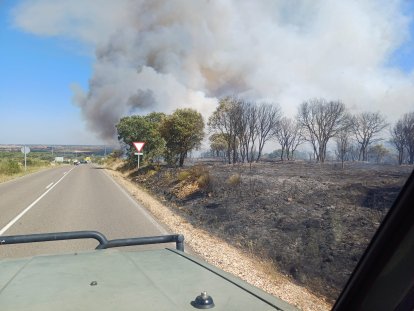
left=133, top=142, right=145, bottom=152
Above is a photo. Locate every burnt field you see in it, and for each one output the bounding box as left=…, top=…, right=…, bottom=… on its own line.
left=129, top=161, right=412, bottom=301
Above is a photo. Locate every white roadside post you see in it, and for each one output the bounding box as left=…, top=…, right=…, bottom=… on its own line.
left=132, top=142, right=145, bottom=169
left=135, top=152, right=144, bottom=169
left=20, top=146, right=31, bottom=171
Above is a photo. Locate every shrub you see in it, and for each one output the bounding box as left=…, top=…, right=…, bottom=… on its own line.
left=164, top=170, right=174, bottom=181
left=174, top=165, right=214, bottom=192
left=177, top=170, right=191, bottom=181
left=24, top=158, right=48, bottom=167
left=190, top=165, right=207, bottom=177
left=0, top=160, right=22, bottom=175
left=197, top=173, right=211, bottom=188
left=197, top=171, right=214, bottom=193
left=227, top=173, right=241, bottom=186
left=146, top=169, right=158, bottom=177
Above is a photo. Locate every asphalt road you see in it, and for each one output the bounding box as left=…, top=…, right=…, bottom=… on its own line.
left=0, top=164, right=171, bottom=259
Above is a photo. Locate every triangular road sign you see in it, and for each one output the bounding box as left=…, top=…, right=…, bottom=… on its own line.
left=133, top=142, right=145, bottom=152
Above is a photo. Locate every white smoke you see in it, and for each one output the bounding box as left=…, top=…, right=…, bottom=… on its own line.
left=12, top=0, right=414, bottom=141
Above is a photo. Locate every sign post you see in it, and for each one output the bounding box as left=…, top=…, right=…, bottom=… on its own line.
left=21, top=146, right=31, bottom=171
left=132, top=142, right=145, bottom=169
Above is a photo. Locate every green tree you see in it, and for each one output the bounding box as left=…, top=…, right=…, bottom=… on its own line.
left=160, top=108, right=204, bottom=167
left=116, top=112, right=166, bottom=164
left=209, top=133, right=228, bottom=158
left=368, top=144, right=389, bottom=163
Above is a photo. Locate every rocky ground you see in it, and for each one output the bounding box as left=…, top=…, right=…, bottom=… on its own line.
left=111, top=159, right=412, bottom=306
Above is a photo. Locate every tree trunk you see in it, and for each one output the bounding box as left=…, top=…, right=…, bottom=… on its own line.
left=256, top=149, right=262, bottom=162
left=319, top=145, right=324, bottom=163
left=179, top=154, right=185, bottom=167
left=398, top=150, right=404, bottom=165
left=362, top=147, right=368, bottom=161
left=227, top=143, right=231, bottom=164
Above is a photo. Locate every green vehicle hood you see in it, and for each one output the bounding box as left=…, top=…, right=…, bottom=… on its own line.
left=0, top=248, right=298, bottom=311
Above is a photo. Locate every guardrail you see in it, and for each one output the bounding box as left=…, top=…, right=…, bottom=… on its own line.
left=0, top=231, right=184, bottom=252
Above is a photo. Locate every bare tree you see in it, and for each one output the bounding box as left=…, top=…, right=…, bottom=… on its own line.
left=273, top=117, right=290, bottom=161
left=242, top=102, right=259, bottom=163
left=402, top=112, right=414, bottom=164
left=211, top=99, right=280, bottom=164
left=297, top=98, right=346, bottom=163
left=287, top=122, right=304, bottom=160
left=255, top=103, right=281, bottom=162
left=351, top=112, right=388, bottom=161
left=234, top=102, right=248, bottom=163
left=274, top=117, right=304, bottom=161
left=208, top=97, right=240, bottom=164
left=390, top=120, right=405, bottom=165
left=335, top=132, right=350, bottom=168
left=335, top=116, right=353, bottom=168
left=347, top=143, right=360, bottom=161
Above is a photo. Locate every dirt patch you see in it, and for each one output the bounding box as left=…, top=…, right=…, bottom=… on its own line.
left=105, top=163, right=332, bottom=311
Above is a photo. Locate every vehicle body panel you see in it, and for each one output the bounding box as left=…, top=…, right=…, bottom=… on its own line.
left=0, top=248, right=298, bottom=311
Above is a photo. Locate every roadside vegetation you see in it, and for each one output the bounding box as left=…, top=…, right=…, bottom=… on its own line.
left=0, top=151, right=54, bottom=183
left=116, top=108, right=204, bottom=168
left=0, top=146, right=108, bottom=183
left=0, top=146, right=110, bottom=184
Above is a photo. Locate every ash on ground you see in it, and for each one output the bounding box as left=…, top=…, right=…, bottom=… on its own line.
left=130, top=161, right=412, bottom=301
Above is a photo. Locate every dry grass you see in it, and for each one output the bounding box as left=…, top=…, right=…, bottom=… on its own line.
left=227, top=173, right=241, bottom=186
left=173, top=181, right=200, bottom=199
left=177, top=170, right=191, bottom=181
left=175, top=165, right=214, bottom=192
left=146, top=169, right=158, bottom=177
left=0, top=165, right=52, bottom=184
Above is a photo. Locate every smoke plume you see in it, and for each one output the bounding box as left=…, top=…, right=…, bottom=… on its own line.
left=12, top=0, right=414, bottom=142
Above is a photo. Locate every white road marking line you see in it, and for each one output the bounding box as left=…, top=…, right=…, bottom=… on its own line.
left=63, top=171, right=67, bottom=175
left=0, top=167, right=75, bottom=235
left=46, top=182, right=54, bottom=189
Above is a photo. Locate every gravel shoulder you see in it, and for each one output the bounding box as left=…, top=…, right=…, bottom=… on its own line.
left=105, top=164, right=332, bottom=311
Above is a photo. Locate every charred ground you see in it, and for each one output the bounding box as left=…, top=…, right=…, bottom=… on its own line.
left=125, top=160, right=412, bottom=301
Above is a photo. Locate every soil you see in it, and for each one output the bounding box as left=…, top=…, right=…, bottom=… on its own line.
left=115, top=160, right=412, bottom=304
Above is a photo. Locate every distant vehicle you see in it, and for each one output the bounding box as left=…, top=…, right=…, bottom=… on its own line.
left=80, top=160, right=87, bottom=164
left=54, top=156, right=64, bottom=163
left=73, top=160, right=80, bottom=165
